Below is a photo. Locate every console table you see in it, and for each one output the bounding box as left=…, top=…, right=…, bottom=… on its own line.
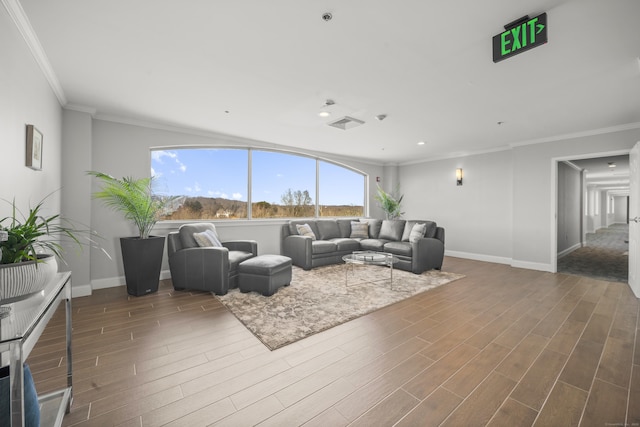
left=0, top=272, right=72, bottom=426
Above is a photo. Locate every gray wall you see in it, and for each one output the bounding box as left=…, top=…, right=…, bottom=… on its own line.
left=510, top=130, right=639, bottom=270
left=0, top=6, right=62, bottom=216
left=614, top=196, right=628, bottom=223
left=80, top=118, right=385, bottom=290
left=400, top=149, right=514, bottom=264
left=557, top=162, right=582, bottom=256
left=61, top=109, right=93, bottom=290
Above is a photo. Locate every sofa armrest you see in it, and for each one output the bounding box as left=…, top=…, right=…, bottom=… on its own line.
left=412, top=237, right=445, bottom=273
left=223, top=240, right=258, bottom=256
left=283, top=235, right=313, bottom=270
left=168, top=246, right=230, bottom=294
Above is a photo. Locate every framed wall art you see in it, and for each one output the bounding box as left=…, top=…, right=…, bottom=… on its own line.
left=26, top=124, right=43, bottom=170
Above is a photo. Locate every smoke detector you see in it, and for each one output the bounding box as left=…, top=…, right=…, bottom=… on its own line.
left=327, top=116, right=365, bottom=130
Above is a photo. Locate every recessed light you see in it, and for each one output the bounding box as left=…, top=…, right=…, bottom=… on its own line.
left=318, top=111, right=331, bottom=118
left=417, top=141, right=426, bottom=146
left=608, top=162, right=616, bottom=168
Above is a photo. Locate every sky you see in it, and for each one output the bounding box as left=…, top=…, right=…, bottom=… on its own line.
left=150, top=148, right=365, bottom=206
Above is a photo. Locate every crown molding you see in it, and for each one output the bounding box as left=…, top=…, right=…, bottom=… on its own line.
left=63, top=103, right=97, bottom=116
left=2, top=0, right=66, bottom=105
left=400, top=122, right=640, bottom=166
left=510, top=122, right=640, bottom=148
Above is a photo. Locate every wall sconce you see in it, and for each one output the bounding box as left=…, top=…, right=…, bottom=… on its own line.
left=456, top=168, right=463, bottom=186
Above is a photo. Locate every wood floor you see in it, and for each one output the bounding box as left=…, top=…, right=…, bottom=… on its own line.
left=28, top=257, right=640, bottom=426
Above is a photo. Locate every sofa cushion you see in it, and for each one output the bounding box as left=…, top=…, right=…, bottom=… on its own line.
left=359, top=239, right=386, bottom=252
left=332, top=238, right=361, bottom=252
left=360, top=218, right=382, bottom=238
left=228, top=250, right=255, bottom=273
left=422, top=221, right=438, bottom=238
left=312, top=240, right=336, bottom=254
left=316, top=220, right=341, bottom=240
left=350, top=221, right=369, bottom=239
left=296, top=223, right=317, bottom=240
left=384, top=242, right=412, bottom=257
left=378, top=220, right=405, bottom=241
left=336, top=219, right=355, bottom=238
left=179, top=223, right=217, bottom=248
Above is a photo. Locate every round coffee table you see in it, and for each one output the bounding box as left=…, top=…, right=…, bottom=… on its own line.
left=342, top=251, right=399, bottom=290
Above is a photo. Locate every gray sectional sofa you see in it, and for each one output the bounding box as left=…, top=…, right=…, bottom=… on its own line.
left=281, top=218, right=445, bottom=274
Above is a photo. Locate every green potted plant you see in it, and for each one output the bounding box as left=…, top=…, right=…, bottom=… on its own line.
left=88, top=171, right=175, bottom=296
left=374, top=184, right=404, bottom=219
left=0, top=194, right=101, bottom=304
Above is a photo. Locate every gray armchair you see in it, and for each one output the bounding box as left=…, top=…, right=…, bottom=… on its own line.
left=167, top=223, right=257, bottom=295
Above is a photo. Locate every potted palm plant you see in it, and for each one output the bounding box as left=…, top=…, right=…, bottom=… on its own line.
left=0, top=194, right=102, bottom=305
left=374, top=184, right=404, bottom=219
left=88, top=171, right=175, bottom=296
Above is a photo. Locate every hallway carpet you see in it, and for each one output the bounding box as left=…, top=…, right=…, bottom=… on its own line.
left=557, top=223, right=628, bottom=283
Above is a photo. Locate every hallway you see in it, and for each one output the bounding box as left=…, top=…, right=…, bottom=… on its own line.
left=557, top=223, right=629, bottom=283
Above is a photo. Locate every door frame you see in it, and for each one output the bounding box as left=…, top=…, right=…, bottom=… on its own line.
left=551, top=149, right=630, bottom=273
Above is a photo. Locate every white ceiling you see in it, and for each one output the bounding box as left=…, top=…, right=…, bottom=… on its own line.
left=570, top=155, right=630, bottom=196
left=15, top=0, right=640, bottom=164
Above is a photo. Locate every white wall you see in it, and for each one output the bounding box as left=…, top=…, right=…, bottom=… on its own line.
left=585, top=186, right=603, bottom=233
left=400, top=149, right=513, bottom=265
left=614, top=196, right=628, bottom=223
left=557, top=162, right=582, bottom=256
left=0, top=6, right=62, bottom=218
left=61, top=109, right=93, bottom=294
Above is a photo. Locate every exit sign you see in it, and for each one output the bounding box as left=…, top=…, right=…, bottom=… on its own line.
left=493, top=13, right=547, bottom=63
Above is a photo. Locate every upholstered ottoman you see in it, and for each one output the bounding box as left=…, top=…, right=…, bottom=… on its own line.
left=238, top=255, right=292, bottom=296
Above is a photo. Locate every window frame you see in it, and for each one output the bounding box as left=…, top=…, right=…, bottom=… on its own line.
left=150, top=146, right=368, bottom=221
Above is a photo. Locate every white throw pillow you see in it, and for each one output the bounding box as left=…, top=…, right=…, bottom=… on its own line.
left=296, top=223, right=316, bottom=240
left=409, top=223, right=427, bottom=243
left=204, top=229, right=222, bottom=247
left=193, top=229, right=222, bottom=247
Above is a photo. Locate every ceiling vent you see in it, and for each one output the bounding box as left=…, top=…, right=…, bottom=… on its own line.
left=327, top=116, right=365, bottom=130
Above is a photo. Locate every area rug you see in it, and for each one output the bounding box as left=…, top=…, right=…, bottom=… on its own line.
left=216, top=264, right=464, bottom=350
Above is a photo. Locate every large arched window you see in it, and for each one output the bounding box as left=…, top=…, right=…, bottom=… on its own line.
left=151, top=148, right=365, bottom=220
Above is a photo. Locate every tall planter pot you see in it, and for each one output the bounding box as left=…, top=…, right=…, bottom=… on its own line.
left=120, top=236, right=165, bottom=296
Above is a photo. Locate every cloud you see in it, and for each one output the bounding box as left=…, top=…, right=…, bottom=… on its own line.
left=232, top=193, right=243, bottom=200
left=185, top=182, right=202, bottom=194
left=151, top=150, right=177, bottom=163
left=152, top=150, right=186, bottom=172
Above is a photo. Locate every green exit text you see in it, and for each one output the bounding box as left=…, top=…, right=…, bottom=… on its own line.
left=493, top=13, right=547, bottom=63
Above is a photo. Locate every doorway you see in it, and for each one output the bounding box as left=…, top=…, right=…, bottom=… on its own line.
left=556, top=155, right=630, bottom=283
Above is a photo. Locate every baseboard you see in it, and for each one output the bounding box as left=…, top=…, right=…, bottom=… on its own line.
left=510, top=259, right=554, bottom=272
left=92, top=276, right=125, bottom=290
left=557, top=242, right=582, bottom=259
left=445, top=250, right=554, bottom=272
left=444, top=250, right=512, bottom=266
left=72, top=269, right=172, bottom=298
left=72, top=284, right=93, bottom=298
